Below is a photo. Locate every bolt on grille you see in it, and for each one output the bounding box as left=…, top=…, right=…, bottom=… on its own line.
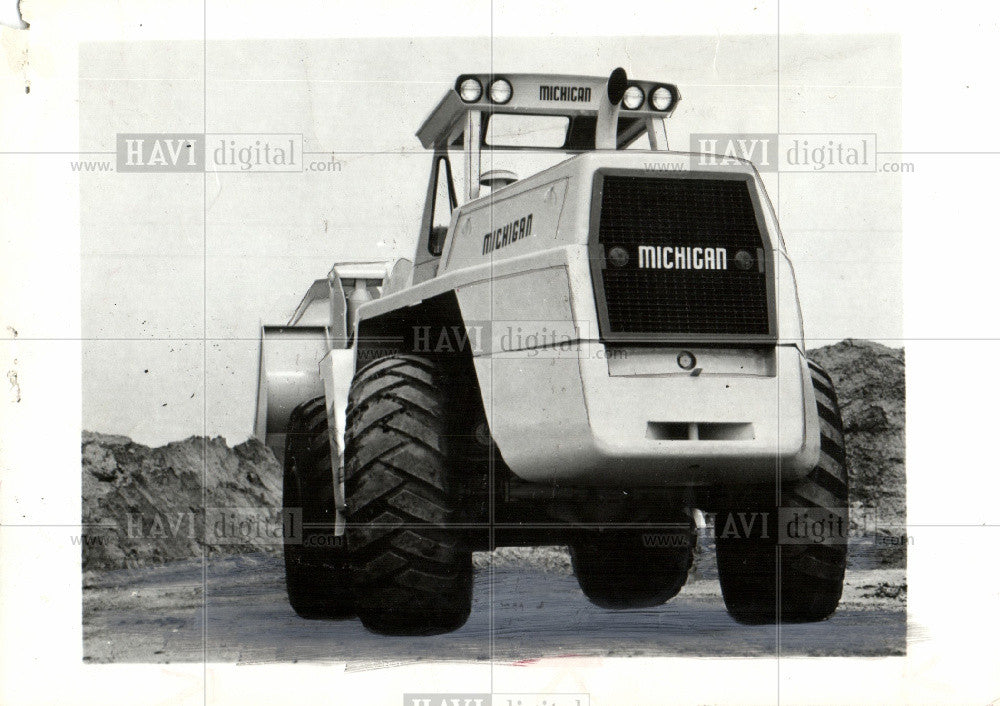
left=594, top=174, right=772, bottom=338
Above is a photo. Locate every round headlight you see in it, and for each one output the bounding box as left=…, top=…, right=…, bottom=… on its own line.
left=488, top=78, right=512, bottom=104
left=622, top=85, right=644, bottom=110
left=734, top=250, right=754, bottom=270
left=650, top=86, right=674, bottom=111
left=677, top=351, right=697, bottom=371
left=608, top=246, right=630, bottom=268
left=458, top=77, right=483, bottom=103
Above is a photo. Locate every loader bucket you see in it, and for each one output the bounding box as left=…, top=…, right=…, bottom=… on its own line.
left=253, top=325, right=330, bottom=464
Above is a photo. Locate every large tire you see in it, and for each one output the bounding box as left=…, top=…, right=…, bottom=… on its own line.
left=344, top=355, right=473, bottom=635
left=571, top=520, right=696, bottom=609
left=715, top=361, right=849, bottom=624
left=282, top=397, right=353, bottom=619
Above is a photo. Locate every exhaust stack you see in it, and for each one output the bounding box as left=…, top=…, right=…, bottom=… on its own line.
left=595, top=67, right=628, bottom=149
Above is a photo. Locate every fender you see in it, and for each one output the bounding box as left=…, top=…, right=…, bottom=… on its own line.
left=356, top=289, right=479, bottom=368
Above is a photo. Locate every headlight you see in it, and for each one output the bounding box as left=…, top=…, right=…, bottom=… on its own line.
left=488, top=78, right=512, bottom=104
left=650, top=86, right=674, bottom=111
left=458, top=77, right=483, bottom=103
left=622, top=85, right=644, bottom=110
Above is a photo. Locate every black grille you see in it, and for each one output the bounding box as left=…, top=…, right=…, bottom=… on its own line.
left=594, top=175, right=771, bottom=337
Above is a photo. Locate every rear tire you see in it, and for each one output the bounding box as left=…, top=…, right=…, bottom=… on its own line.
left=715, top=361, right=849, bottom=624
left=571, top=519, right=695, bottom=609
left=344, top=355, right=473, bottom=635
left=283, top=397, right=353, bottom=619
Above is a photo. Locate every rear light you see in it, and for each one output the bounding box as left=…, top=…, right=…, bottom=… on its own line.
left=622, top=85, right=644, bottom=110
left=607, top=246, right=630, bottom=268
left=458, top=77, right=483, bottom=103
left=488, top=78, right=512, bottom=104
left=734, top=250, right=755, bottom=270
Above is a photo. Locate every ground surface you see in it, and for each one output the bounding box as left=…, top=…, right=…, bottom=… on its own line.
left=83, top=551, right=906, bottom=664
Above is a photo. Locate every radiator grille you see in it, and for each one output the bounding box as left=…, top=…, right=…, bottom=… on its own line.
left=595, top=175, right=771, bottom=337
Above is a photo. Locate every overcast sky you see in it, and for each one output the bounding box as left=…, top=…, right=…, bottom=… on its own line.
left=80, top=34, right=902, bottom=446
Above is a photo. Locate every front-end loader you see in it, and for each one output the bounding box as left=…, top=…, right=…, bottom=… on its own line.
left=255, top=68, right=849, bottom=634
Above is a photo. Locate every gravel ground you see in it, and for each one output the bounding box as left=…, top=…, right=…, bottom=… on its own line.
left=83, top=551, right=906, bottom=664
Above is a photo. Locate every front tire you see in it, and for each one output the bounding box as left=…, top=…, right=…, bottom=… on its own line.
left=282, top=397, right=353, bottom=619
left=715, top=361, right=849, bottom=624
left=344, top=355, right=473, bottom=635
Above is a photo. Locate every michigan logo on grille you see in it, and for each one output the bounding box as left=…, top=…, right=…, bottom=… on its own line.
left=636, top=245, right=728, bottom=270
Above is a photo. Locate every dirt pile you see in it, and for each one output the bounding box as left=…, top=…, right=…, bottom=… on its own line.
left=808, top=339, right=906, bottom=566
left=82, top=432, right=282, bottom=572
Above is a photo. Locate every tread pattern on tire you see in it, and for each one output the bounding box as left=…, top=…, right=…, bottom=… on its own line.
left=715, top=360, right=849, bottom=624
left=345, top=355, right=473, bottom=635
left=283, top=396, right=353, bottom=619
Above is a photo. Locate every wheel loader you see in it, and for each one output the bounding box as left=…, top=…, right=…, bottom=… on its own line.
left=254, top=68, right=849, bottom=635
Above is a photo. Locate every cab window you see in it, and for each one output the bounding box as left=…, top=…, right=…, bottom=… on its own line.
left=485, top=114, right=570, bottom=148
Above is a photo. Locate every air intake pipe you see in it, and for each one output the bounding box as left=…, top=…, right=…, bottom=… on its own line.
left=595, top=67, right=629, bottom=150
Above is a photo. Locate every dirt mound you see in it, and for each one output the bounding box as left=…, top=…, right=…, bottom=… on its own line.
left=807, top=339, right=906, bottom=566
left=82, top=432, right=282, bottom=572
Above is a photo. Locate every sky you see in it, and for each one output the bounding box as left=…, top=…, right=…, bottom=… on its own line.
left=80, top=34, right=902, bottom=446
